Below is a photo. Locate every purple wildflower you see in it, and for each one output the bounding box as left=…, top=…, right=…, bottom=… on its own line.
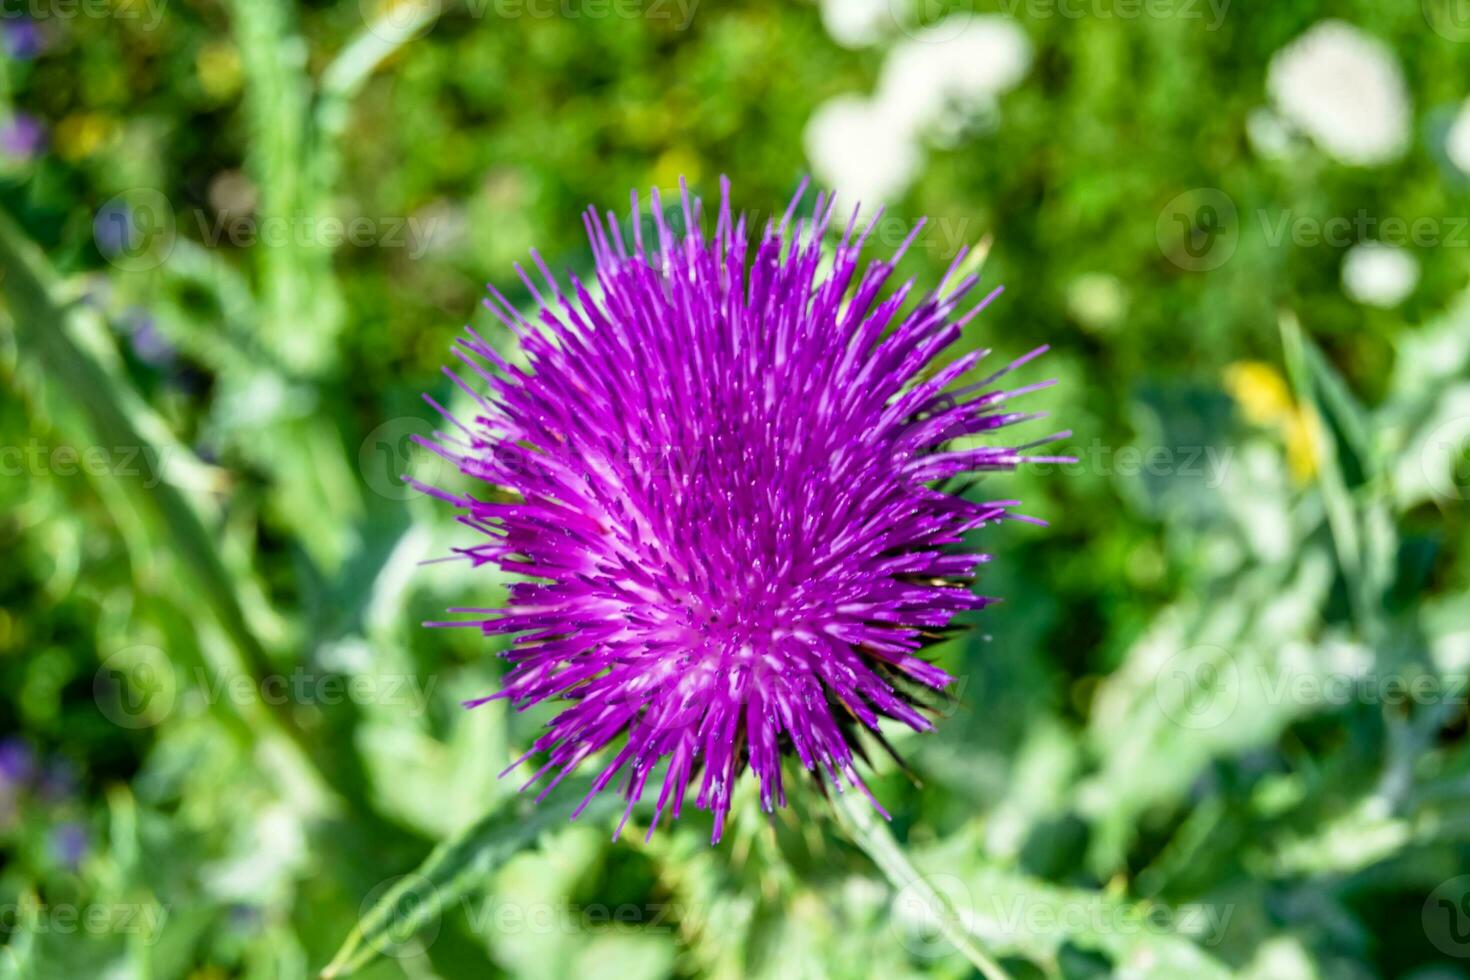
left=420, top=180, right=1066, bottom=841
left=124, top=309, right=177, bottom=366
left=0, top=737, right=34, bottom=789
left=0, top=113, right=44, bottom=162
left=1, top=19, right=43, bottom=61
left=51, top=821, right=88, bottom=870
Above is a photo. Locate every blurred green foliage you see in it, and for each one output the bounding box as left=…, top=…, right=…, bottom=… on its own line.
left=1, top=1, right=1469, bottom=978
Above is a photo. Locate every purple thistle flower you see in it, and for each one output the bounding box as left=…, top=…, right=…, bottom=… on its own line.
left=419, top=179, right=1067, bottom=842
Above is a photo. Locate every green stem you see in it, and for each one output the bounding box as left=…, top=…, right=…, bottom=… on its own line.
left=832, top=790, right=1014, bottom=980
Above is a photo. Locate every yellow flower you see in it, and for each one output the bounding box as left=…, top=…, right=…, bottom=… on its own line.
left=1283, top=406, right=1322, bottom=483
left=1224, top=360, right=1320, bottom=482
left=197, top=42, right=243, bottom=101
left=54, top=113, right=115, bottom=161
left=653, top=147, right=702, bottom=193
left=1223, top=360, right=1294, bottom=427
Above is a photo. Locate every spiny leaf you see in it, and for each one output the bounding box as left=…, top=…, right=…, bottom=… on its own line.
left=320, top=780, right=619, bottom=978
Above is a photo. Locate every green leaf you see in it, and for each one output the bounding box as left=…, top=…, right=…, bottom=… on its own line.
left=225, top=0, right=343, bottom=371
left=319, top=779, right=620, bottom=978
left=1280, top=312, right=1393, bottom=636
left=0, top=206, right=337, bottom=813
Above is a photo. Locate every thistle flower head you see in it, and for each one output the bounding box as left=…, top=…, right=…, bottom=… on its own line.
left=420, top=179, right=1066, bottom=842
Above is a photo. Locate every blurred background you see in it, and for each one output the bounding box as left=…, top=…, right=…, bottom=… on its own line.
left=2, top=1, right=1469, bottom=977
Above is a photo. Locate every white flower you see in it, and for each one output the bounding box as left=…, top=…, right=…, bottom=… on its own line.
left=1246, top=107, right=1296, bottom=161
left=1447, top=98, right=1470, bottom=174
left=819, top=0, right=891, bottom=49
left=803, top=94, right=922, bottom=211
left=804, top=13, right=1032, bottom=207
left=1342, top=242, right=1419, bottom=307
left=1267, top=20, right=1410, bottom=166
left=877, top=14, right=1032, bottom=136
